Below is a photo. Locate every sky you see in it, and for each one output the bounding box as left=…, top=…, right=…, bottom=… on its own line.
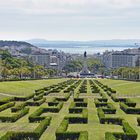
left=0, top=0, right=140, bottom=41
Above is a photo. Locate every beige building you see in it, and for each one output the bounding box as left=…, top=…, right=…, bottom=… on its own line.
left=29, top=53, right=50, bottom=67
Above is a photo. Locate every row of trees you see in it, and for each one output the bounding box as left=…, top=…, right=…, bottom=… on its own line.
left=0, top=50, right=57, bottom=80
left=63, top=57, right=105, bottom=74
left=111, top=67, right=140, bottom=80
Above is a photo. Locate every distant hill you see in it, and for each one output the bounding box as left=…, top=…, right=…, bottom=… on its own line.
left=0, top=40, right=36, bottom=48
left=0, top=40, right=47, bottom=55
left=26, top=39, right=140, bottom=48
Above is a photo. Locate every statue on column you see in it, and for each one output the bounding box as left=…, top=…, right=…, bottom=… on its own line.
left=80, top=51, right=94, bottom=77
left=84, top=51, right=87, bottom=58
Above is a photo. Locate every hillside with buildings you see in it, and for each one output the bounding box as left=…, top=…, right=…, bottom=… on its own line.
left=0, top=40, right=47, bottom=57
left=98, top=48, right=140, bottom=69
left=0, top=40, right=72, bottom=72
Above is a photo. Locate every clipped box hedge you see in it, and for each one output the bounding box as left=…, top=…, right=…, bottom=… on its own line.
left=105, top=120, right=137, bottom=140
left=0, top=97, right=15, bottom=105
left=0, top=107, right=29, bottom=122
left=0, top=102, right=15, bottom=112
left=14, top=93, right=34, bottom=101
left=55, top=118, right=88, bottom=140
left=137, top=117, right=140, bottom=126
left=11, top=102, right=27, bottom=112
left=56, top=92, right=71, bottom=101
left=0, top=117, right=51, bottom=140
left=97, top=108, right=123, bottom=125
left=26, top=97, right=46, bottom=106
left=120, top=102, right=140, bottom=114
left=29, top=102, right=63, bottom=122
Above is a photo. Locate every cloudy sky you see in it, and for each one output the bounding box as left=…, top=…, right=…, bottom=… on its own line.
left=0, top=0, right=140, bottom=41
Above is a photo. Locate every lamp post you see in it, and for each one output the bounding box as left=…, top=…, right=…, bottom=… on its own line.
left=139, top=56, right=140, bottom=81
left=134, top=43, right=140, bottom=80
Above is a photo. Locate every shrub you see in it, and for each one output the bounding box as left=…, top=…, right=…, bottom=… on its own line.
left=26, top=98, right=46, bottom=106
left=35, top=89, right=44, bottom=96
left=79, top=131, right=88, bottom=140
left=29, top=107, right=45, bottom=122
left=120, top=102, right=140, bottom=114
left=29, top=103, right=63, bottom=122
left=75, top=102, right=87, bottom=107
left=34, top=117, right=51, bottom=137
left=33, top=93, right=44, bottom=101
left=11, top=102, right=27, bottom=112
left=74, top=98, right=84, bottom=102
left=55, top=118, right=88, bottom=140
left=14, top=93, right=34, bottom=101
left=111, top=95, right=126, bottom=102
left=0, top=107, right=29, bottom=122
left=0, top=102, right=15, bottom=112
left=44, top=102, right=63, bottom=112
left=56, top=119, right=68, bottom=134
left=0, top=97, right=14, bottom=105
left=137, top=117, right=140, bottom=126
left=97, top=108, right=123, bottom=125
left=97, top=108, right=105, bottom=121
left=105, top=132, right=116, bottom=140
left=105, top=121, right=137, bottom=140
left=56, top=92, right=71, bottom=101
left=0, top=117, right=51, bottom=140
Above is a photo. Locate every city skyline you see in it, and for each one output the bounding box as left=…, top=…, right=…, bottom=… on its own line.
left=0, top=0, right=140, bottom=41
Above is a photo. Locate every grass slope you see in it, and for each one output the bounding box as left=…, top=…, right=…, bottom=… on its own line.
left=0, top=79, right=67, bottom=97
left=98, top=79, right=140, bottom=96
left=0, top=79, right=140, bottom=140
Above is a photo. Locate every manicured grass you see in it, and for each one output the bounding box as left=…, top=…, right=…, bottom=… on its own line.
left=0, top=78, right=67, bottom=97
left=98, top=79, right=140, bottom=96
left=0, top=78, right=140, bottom=140
left=98, top=78, right=140, bottom=103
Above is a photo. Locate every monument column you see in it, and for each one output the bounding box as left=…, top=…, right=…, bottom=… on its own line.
left=81, top=51, right=90, bottom=74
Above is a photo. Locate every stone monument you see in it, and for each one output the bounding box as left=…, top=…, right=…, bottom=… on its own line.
left=80, top=51, right=94, bottom=77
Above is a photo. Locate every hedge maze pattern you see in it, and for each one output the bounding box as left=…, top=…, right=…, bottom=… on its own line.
left=0, top=79, right=139, bottom=140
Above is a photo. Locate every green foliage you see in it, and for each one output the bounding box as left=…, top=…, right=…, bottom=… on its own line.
left=26, top=97, right=46, bottom=106
left=0, top=49, right=56, bottom=79
left=63, top=60, right=82, bottom=72
left=55, top=118, right=88, bottom=140
left=63, top=57, right=104, bottom=73
left=137, top=117, right=140, bottom=126
left=112, top=66, right=140, bottom=80
left=105, top=121, right=137, bottom=140
left=34, top=117, right=52, bottom=137
left=120, top=102, right=140, bottom=114
left=78, top=131, right=88, bottom=140
left=0, top=50, right=12, bottom=60
left=0, top=102, right=15, bottom=112
left=11, top=102, right=27, bottom=112
left=0, top=97, right=14, bottom=104
left=0, top=107, right=29, bottom=122
left=105, top=132, right=116, bottom=140
left=56, top=119, right=68, bottom=133
left=0, top=117, right=51, bottom=140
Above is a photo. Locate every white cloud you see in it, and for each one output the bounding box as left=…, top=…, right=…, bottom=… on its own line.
left=0, top=0, right=140, bottom=16
left=0, top=0, right=140, bottom=40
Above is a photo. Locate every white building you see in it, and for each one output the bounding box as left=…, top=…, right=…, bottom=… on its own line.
left=29, top=53, right=50, bottom=67
left=29, top=49, right=70, bottom=70
left=103, top=51, right=138, bottom=69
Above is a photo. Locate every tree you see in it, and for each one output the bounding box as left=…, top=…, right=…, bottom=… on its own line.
left=63, top=60, right=82, bottom=72
left=1, top=67, right=10, bottom=79
left=63, top=58, right=104, bottom=73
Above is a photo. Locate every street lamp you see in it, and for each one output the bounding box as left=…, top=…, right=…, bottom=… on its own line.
left=139, top=56, right=140, bottom=81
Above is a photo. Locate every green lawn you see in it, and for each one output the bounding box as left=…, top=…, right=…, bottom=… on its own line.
left=0, top=78, right=67, bottom=97
left=0, top=78, right=140, bottom=140
left=97, top=79, right=140, bottom=103
left=97, top=79, right=140, bottom=95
